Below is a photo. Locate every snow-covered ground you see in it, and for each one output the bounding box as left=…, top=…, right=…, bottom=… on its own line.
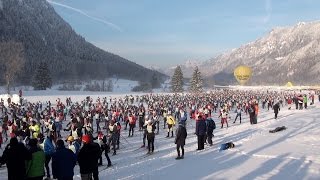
left=96, top=105, right=320, bottom=180
left=0, top=92, right=320, bottom=180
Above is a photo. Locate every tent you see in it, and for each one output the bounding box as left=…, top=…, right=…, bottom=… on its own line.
left=285, top=82, right=293, bottom=87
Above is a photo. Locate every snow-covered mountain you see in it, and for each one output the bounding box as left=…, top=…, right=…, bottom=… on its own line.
left=155, top=60, right=204, bottom=78
left=0, top=0, right=166, bottom=85
left=201, top=21, right=320, bottom=85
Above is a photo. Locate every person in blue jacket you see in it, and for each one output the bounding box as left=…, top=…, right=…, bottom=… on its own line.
left=52, top=139, right=77, bottom=180
left=196, top=115, right=206, bottom=150
left=178, top=109, right=188, bottom=126
left=43, top=135, right=55, bottom=179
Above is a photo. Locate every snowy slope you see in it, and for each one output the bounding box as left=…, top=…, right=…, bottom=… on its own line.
left=0, top=93, right=320, bottom=180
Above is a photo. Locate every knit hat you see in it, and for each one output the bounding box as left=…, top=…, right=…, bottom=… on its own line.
left=67, top=136, right=74, bottom=142
left=82, top=135, right=91, bottom=144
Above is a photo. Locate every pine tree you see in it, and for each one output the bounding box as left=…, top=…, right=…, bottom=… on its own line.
left=33, top=62, right=52, bottom=90
left=171, top=66, right=184, bottom=93
left=189, top=66, right=203, bottom=93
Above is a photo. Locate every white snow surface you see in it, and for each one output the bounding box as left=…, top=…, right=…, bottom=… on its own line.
left=0, top=94, right=21, bottom=106
left=0, top=91, right=320, bottom=180
left=97, top=107, right=320, bottom=180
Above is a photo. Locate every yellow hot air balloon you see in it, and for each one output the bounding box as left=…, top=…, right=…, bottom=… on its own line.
left=234, top=66, right=252, bottom=85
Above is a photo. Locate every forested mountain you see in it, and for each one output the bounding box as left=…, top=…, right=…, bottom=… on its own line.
left=0, top=0, right=166, bottom=85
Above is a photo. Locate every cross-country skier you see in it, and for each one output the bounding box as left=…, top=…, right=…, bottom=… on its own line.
left=94, top=132, right=112, bottom=167
left=273, top=102, right=280, bottom=119
left=128, top=113, right=136, bottom=137
left=78, top=135, right=101, bottom=180
left=175, top=121, right=187, bottom=159
left=146, top=120, right=156, bottom=154
left=206, top=117, right=216, bottom=146
left=233, top=106, right=242, bottom=124
left=166, top=113, right=176, bottom=138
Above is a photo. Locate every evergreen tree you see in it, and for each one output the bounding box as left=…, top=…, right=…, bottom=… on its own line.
left=189, top=66, right=203, bottom=93
left=32, top=62, right=52, bottom=90
left=171, top=66, right=184, bottom=93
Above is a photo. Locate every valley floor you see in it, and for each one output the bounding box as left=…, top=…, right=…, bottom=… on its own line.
left=0, top=92, right=319, bottom=180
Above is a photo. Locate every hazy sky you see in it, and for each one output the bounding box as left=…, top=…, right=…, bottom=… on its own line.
left=49, top=0, right=320, bottom=67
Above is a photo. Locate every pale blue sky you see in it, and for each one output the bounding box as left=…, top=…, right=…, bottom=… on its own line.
left=49, top=0, right=320, bottom=67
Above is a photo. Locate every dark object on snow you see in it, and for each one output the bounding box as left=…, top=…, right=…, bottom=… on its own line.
left=269, top=126, right=287, bottom=133
left=219, top=142, right=235, bottom=152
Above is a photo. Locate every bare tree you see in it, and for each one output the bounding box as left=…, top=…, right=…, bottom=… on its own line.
left=0, top=41, right=25, bottom=94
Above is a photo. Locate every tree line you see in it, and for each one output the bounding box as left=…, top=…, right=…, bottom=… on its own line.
left=170, top=65, right=204, bottom=93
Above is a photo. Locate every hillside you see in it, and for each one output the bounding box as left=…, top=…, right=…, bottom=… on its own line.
left=201, top=21, right=320, bottom=85
left=0, top=0, right=166, bottom=85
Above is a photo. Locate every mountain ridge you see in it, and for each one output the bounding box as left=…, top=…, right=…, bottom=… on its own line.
left=199, top=21, right=320, bottom=85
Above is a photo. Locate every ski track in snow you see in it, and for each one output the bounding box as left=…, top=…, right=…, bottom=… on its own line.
left=1, top=93, right=320, bottom=180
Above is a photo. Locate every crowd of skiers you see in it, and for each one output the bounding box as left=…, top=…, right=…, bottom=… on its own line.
left=0, top=89, right=317, bottom=179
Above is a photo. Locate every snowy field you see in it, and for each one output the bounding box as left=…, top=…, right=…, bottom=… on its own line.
left=0, top=91, right=320, bottom=180
left=96, top=104, right=320, bottom=180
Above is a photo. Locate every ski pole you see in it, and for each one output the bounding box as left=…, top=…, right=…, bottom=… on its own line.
left=120, top=133, right=132, bottom=146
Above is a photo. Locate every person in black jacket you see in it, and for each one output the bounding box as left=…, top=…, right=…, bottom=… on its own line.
left=52, top=140, right=77, bottom=180
left=94, top=132, right=112, bottom=167
left=273, top=102, right=280, bottom=119
left=206, top=117, right=216, bottom=146
left=196, top=115, right=206, bottom=150
left=146, top=120, right=156, bottom=154
left=248, top=104, right=256, bottom=124
left=78, top=135, right=102, bottom=180
left=0, top=137, right=32, bottom=180
left=108, top=120, right=118, bottom=155
left=175, top=121, right=187, bottom=159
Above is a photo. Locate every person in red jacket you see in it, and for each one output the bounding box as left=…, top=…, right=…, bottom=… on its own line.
left=128, top=113, right=136, bottom=137
left=116, top=121, right=121, bottom=151
left=287, top=98, right=293, bottom=110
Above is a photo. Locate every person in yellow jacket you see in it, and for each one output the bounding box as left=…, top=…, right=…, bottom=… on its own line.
left=166, top=113, right=176, bottom=138
left=29, top=120, right=40, bottom=139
